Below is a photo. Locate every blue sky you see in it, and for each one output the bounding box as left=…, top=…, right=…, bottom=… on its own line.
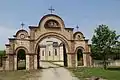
left=0, top=0, right=120, bottom=50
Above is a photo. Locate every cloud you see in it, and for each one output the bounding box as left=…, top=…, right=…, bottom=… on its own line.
left=0, top=26, right=17, bottom=50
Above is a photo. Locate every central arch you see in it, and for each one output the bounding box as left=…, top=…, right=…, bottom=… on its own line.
left=35, top=32, right=69, bottom=68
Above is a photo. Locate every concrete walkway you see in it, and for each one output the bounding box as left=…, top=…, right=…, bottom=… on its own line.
left=40, top=62, right=79, bottom=80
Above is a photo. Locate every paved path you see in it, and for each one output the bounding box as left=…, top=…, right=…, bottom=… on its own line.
left=0, top=62, right=79, bottom=80
left=40, top=62, right=79, bottom=80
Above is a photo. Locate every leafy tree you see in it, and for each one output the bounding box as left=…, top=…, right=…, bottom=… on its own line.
left=92, top=24, right=120, bottom=69
left=91, top=45, right=103, bottom=60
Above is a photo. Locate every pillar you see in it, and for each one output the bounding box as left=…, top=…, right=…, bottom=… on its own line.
left=83, top=52, right=87, bottom=66
left=60, top=46, right=63, bottom=61
left=34, top=55, right=37, bottom=69
left=26, top=55, right=29, bottom=70
left=14, top=55, right=17, bottom=70
left=9, top=55, right=14, bottom=70
left=67, top=53, right=72, bottom=67
left=5, top=55, right=9, bottom=70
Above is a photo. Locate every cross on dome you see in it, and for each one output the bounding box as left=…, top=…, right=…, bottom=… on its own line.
left=21, top=22, right=25, bottom=29
left=48, top=6, right=55, bottom=14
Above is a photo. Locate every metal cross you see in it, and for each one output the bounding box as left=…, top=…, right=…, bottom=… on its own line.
left=76, top=25, right=79, bottom=31
left=21, top=22, right=25, bottom=29
left=48, top=6, right=55, bottom=14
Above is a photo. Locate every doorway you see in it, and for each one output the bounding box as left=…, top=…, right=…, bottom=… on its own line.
left=17, top=49, right=26, bottom=70
left=77, top=49, right=83, bottom=66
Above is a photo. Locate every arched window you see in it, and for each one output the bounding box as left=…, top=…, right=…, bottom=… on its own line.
left=44, top=20, right=59, bottom=28
left=55, top=49, right=57, bottom=56
left=42, top=50, right=44, bottom=56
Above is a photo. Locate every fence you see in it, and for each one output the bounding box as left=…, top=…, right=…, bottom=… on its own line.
left=93, top=60, right=120, bottom=67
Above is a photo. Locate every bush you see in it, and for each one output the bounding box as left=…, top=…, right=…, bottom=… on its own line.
left=0, top=50, right=5, bottom=56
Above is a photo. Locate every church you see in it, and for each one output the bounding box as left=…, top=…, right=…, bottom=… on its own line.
left=4, top=11, right=92, bottom=70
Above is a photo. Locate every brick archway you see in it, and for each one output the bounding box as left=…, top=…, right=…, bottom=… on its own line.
left=35, top=32, right=69, bottom=68
left=75, top=46, right=85, bottom=67
left=35, top=32, right=70, bottom=54
left=17, top=49, right=26, bottom=70
left=15, top=46, right=28, bottom=55
left=14, top=47, right=28, bottom=70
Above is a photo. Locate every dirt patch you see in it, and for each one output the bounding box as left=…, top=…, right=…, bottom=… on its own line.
left=0, top=70, right=41, bottom=80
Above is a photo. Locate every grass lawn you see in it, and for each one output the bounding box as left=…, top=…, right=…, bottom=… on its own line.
left=69, top=67, right=120, bottom=80
left=0, top=70, right=41, bottom=80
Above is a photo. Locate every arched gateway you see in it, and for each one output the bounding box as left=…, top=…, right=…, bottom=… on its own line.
left=4, top=14, right=92, bottom=70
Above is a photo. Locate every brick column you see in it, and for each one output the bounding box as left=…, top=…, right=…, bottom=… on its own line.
left=26, top=55, right=30, bottom=70
left=9, top=55, right=14, bottom=70
left=67, top=53, right=75, bottom=67
left=34, top=55, right=37, bottom=69
left=83, top=53, right=87, bottom=66
left=14, top=55, right=17, bottom=70
left=83, top=52, right=91, bottom=67
left=4, top=55, right=9, bottom=70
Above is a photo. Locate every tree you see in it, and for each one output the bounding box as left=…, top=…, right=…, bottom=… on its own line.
left=0, top=50, right=5, bottom=56
left=92, top=24, right=120, bottom=69
left=91, top=45, right=103, bottom=60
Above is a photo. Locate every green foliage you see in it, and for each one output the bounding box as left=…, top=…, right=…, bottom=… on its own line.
left=0, top=50, right=5, bottom=56
left=91, top=45, right=103, bottom=60
left=91, top=24, right=120, bottom=69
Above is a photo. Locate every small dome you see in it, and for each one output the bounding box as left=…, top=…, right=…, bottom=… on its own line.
left=14, top=29, right=29, bottom=39
left=73, top=31, right=85, bottom=40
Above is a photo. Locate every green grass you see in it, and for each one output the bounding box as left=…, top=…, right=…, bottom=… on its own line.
left=69, top=67, right=120, bottom=80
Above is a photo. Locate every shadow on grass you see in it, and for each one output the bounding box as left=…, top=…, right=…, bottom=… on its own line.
left=107, top=67, right=120, bottom=71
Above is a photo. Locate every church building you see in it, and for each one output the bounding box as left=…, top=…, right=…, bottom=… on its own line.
left=4, top=12, right=92, bottom=70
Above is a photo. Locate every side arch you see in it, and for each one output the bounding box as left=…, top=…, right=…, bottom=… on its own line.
left=15, top=46, right=28, bottom=70
left=15, top=46, right=28, bottom=54
left=75, top=46, right=85, bottom=53
left=75, top=46, right=85, bottom=66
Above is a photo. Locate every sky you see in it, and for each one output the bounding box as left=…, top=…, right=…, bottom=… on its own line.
left=0, top=0, right=120, bottom=50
